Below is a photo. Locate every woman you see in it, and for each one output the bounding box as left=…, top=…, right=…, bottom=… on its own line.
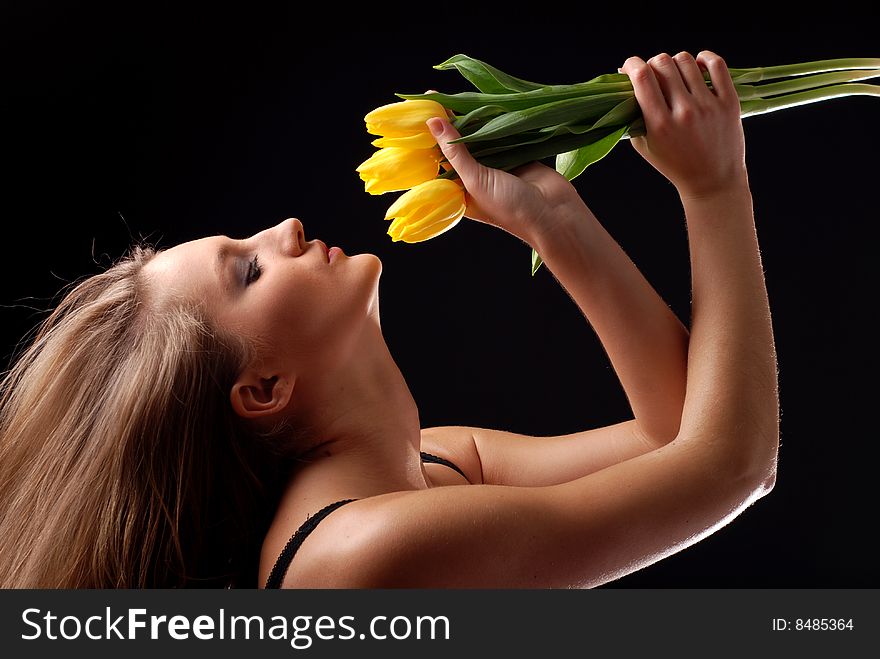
left=0, top=50, right=778, bottom=589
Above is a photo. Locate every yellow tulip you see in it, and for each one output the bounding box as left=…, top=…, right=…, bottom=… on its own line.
left=364, top=99, right=448, bottom=140
left=385, top=178, right=467, bottom=243
left=356, top=147, right=442, bottom=195
left=370, top=132, right=438, bottom=149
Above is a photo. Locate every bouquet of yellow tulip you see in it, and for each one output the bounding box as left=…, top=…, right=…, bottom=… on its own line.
left=357, top=54, right=880, bottom=275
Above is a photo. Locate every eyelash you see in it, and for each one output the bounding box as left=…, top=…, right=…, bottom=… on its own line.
left=246, top=255, right=262, bottom=285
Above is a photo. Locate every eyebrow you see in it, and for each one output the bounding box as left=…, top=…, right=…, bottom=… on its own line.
left=214, top=242, right=233, bottom=292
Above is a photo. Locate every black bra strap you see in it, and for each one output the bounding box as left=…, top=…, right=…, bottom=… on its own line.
left=264, top=453, right=467, bottom=588
left=420, top=451, right=468, bottom=481
left=263, top=498, right=359, bottom=589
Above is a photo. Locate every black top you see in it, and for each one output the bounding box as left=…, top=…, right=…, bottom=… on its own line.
left=263, top=451, right=467, bottom=589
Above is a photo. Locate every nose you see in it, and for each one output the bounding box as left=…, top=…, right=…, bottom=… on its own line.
left=278, top=217, right=305, bottom=255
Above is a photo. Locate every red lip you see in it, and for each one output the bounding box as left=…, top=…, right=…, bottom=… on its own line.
left=315, top=240, right=329, bottom=263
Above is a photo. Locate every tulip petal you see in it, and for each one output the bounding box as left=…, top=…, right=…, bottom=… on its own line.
left=387, top=213, right=415, bottom=234
left=371, top=132, right=438, bottom=149
left=384, top=180, right=434, bottom=219
left=385, top=178, right=464, bottom=217
left=365, top=99, right=449, bottom=137
left=400, top=215, right=465, bottom=243
left=398, top=199, right=465, bottom=241
left=396, top=191, right=466, bottom=235
left=383, top=179, right=466, bottom=243
left=358, top=147, right=441, bottom=195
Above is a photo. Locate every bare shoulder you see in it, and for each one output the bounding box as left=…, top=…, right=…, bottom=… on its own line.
left=288, top=438, right=764, bottom=589
left=271, top=485, right=555, bottom=588
left=260, top=427, right=479, bottom=588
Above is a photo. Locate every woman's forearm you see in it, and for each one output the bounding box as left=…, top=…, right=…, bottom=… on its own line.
left=674, top=181, right=779, bottom=485
left=530, top=199, right=689, bottom=446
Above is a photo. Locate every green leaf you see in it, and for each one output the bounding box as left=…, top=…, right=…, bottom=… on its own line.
left=452, top=104, right=507, bottom=132
left=591, top=96, right=639, bottom=129
left=451, top=92, right=633, bottom=144
left=555, top=124, right=629, bottom=181
left=584, top=72, right=632, bottom=84
left=433, top=54, right=548, bottom=93
left=466, top=126, right=597, bottom=159
left=623, top=117, right=645, bottom=138
left=526, top=96, right=638, bottom=139
left=396, top=82, right=633, bottom=114
left=466, top=104, right=634, bottom=159
left=468, top=131, right=560, bottom=158
left=467, top=123, right=606, bottom=159
left=525, top=125, right=631, bottom=277
left=475, top=124, right=625, bottom=171
left=397, top=91, right=544, bottom=114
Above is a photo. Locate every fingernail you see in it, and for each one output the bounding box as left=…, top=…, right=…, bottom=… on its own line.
left=427, top=118, right=444, bottom=135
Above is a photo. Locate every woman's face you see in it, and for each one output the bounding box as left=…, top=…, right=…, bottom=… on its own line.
left=143, top=218, right=383, bottom=414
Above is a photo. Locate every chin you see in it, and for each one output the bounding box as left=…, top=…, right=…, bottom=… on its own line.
left=363, top=252, right=382, bottom=278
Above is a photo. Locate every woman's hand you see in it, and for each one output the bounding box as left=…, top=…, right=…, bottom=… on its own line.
left=620, top=51, right=748, bottom=200
left=425, top=116, right=583, bottom=246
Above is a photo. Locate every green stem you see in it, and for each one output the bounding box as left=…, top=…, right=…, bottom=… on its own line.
left=728, top=58, right=880, bottom=83
left=739, top=83, right=880, bottom=118
left=735, top=69, right=880, bottom=100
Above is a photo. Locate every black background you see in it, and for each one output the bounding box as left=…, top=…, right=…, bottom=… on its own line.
left=1, top=4, right=877, bottom=587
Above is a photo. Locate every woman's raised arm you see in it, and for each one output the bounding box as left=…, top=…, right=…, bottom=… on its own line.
left=617, top=50, right=779, bottom=482
left=426, top=118, right=691, bottom=448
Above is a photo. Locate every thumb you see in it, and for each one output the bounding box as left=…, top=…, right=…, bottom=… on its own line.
left=426, top=117, right=485, bottom=189
left=629, top=134, right=648, bottom=158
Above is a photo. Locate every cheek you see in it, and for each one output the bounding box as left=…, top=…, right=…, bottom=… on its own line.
left=264, top=276, right=341, bottom=345
left=255, top=260, right=378, bottom=355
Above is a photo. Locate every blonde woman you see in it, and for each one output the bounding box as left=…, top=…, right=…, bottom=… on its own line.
left=0, top=50, right=778, bottom=588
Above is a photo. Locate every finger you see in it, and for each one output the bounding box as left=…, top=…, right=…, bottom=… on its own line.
left=426, top=117, right=487, bottom=190
left=647, top=53, right=690, bottom=107
left=672, top=51, right=711, bottom=98
left=696, top=51, right=738, bottom=106
left=621, top=56, right=671, bottom=118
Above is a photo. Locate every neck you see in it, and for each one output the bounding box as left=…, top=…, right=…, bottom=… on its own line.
left=283, top=316, right=429, bottom=500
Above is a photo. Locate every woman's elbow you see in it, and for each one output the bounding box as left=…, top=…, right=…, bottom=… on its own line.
left=742, top=431, right=779, bottom=497
left=755, top=451, right=778, bottom=494
left=676, top=424, right=779, bottom=496
left=727, top=406, right=781, bottom=494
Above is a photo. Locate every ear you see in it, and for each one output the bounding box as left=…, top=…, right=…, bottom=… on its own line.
left=229, top=370, right=295, bottom=420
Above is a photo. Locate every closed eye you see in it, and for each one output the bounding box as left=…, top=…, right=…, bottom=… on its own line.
left=246, top=254, right=262, bottom=285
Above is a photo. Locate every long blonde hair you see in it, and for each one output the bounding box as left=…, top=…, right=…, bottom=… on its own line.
left=0, top=243, right=292, bottom=587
